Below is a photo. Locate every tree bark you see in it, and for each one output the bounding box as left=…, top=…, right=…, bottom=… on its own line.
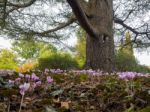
left=85, top=0, right=114, bottom=72
left=67, top=0, right=114, bottom=72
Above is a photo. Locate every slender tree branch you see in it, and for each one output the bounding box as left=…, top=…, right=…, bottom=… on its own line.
left=66, top=0, right=98, bottom=39
left=114, top=17, right=150, bottom=35
left=123, top=9, right=134, bottom=22
left=7, top=0, right=36, bottom=8
left=31, top=16, right=76, bottom=36
left=1, top=0, right=7, bottom=28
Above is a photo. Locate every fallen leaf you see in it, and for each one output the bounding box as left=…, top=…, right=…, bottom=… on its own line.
left=61, top=101, right=69, bottom=109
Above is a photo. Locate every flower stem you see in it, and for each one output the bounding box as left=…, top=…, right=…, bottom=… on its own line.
left=19, top=94, right=24, bottom=112
left=7, top=99, right=10, bottom=112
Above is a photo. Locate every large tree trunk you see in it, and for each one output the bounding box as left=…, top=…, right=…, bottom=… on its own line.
left=67, top=0, right=114, bottom=72
left=85, top=0, right=114, bottom=72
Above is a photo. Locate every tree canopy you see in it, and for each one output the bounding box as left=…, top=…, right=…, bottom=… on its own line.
left=0, top=0, right=149, bottom=46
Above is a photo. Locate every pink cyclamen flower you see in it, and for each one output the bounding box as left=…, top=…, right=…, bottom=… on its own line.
left=25, top=74, right=30, bottom=79
left=47, top=76, right=53, bottom=84
left=44, top=68, right=49, bottom=74
left=19, top=73, right=24, bottom=78
left=19, top=83, right=30, bottom=95
left=15, top=77, right=21, bottom=82
left=31, top=73, right=39, bottom=81
left=8, top=80, right=15, bottom=85
left=35, top=81, right=42, bottom=86
left=32, top=81, right=42, bottom=89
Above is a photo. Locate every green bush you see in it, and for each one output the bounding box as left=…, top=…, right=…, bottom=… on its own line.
left=115, top=51, right=150, bottom=73
left=115, top=50, right=138, bottom=71
left=133, top=65, right=150, bottom=73
left=0, top=49, right=18, bottom=69
left=38, top=52, right=78, bottom=70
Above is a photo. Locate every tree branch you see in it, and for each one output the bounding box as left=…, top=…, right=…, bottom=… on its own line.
left=114, top=17, right=150, bottom=35
left=7, top=0, right=36, bottom=8
left=31, top=17, right=76, bottom=36
left=123, top=9, right=134, bottom=22
left=66, top=0, right=98, bottom=39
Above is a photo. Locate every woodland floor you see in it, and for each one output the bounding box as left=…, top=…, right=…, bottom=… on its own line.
left=0, top=70, right=150, bottom=112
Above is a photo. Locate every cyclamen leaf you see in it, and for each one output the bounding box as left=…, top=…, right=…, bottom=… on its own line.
left=51, top=89, right=64, bottom=96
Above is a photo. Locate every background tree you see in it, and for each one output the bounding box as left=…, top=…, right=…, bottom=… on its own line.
left=12, top=38, right=57, bottom=72
left=121, top=31, right=134, bottom=57
left=12, top=38, right=57, bottom=60
left=116, top=31, right=137, bottom=71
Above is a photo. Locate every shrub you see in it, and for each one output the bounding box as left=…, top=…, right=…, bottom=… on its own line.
left=115, top=31, right=144, bottom=72
left=115, top=51, right=150, bottom=73
left=0, top=49, right=18, bottom=70
left=38, top=52, right=78, bottom=70
left=133, top=65, right=150, bottom=73
left=115, top=50, right=138, bottom=71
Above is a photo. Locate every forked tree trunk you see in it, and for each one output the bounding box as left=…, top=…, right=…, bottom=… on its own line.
left=67, top=0, right=115, bottom=72
left=85, top=0, right=114, bottom=72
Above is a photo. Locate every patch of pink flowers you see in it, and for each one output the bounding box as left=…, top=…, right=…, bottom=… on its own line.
left=118, top=72, right=136, bottom=80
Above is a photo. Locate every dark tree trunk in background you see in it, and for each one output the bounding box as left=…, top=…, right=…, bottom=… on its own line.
left=67, top=0, right=114, bottom=72
left=86, top=0, right=114, bottom=72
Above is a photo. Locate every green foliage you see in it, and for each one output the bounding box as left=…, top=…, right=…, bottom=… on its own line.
left=124, top=31, right=134, bottom=55
left=12, top=38, right=57, bottom=60
left=38, top=52, right=78, bottom=70
left=0, top=49, right=18, bottom=69
left=75, top=28, right=86, bottom=68
left=132, top=65, right=150, bottom=73
left=115, top=32, right=150, bottom=73
left=115, top=32, right=138, bottom=71
left=12, top=39, right=38, bottom=59
left=116, top=54, right=149, bottom=73
left=115, top=50, right=138, bottom=71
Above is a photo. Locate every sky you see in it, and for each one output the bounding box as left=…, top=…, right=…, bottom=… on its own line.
left=134, top=51, right=150, bottom=66
left=0, top=36, right=150, bottom=66
left=0, top=37, right=11, bottom=49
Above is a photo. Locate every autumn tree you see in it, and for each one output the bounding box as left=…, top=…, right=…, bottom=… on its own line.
left=0, top=0, right=150, bottom=71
